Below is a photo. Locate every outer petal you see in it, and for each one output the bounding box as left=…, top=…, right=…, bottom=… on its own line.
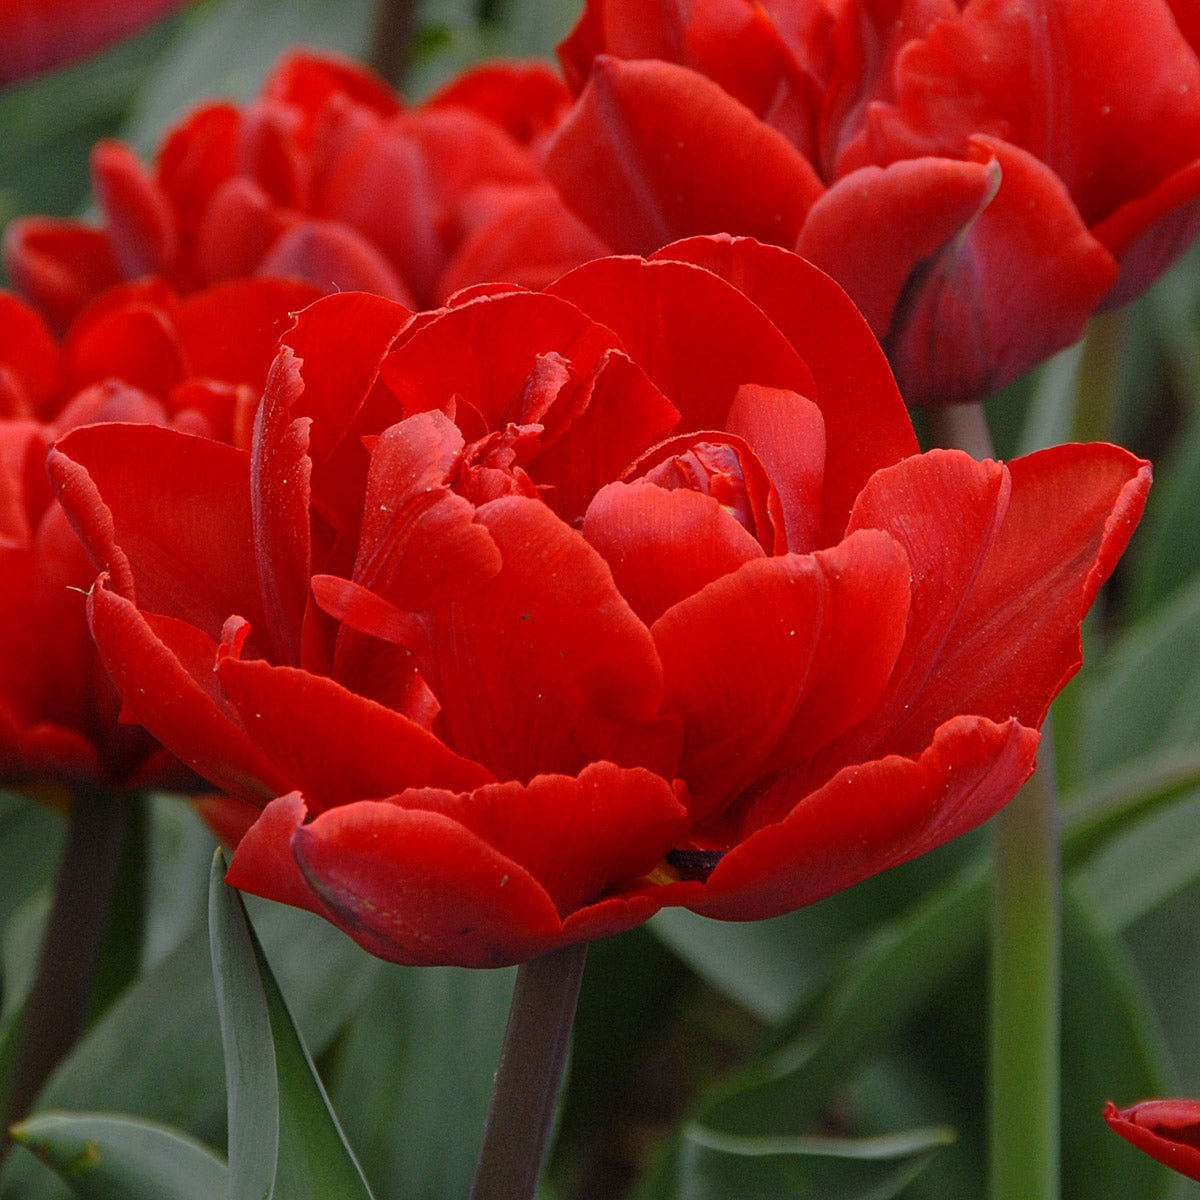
left=49, top=423, right=267, bottom=641
left=92, top=139, right=178, bottom=280
left=686, top=715, right=1039, bottom=920
left=544, top=56, right=824, bottom=253
left=650, top=235, right=917, bottom=542
left=215, top=655, right=493, bottom=813
left=877, top=442, right=1152, bottom=749
left=881, top=140, right=1119, bottom=405
left=1104, top=1099, right=1200, bottom=1181
left=414, top=495, right=680, bottom=783
left=382, top=763, right=687, bottom=916
left=86, top=582, right=287, bottom=802
left=548, top=255, right=815, bottom=432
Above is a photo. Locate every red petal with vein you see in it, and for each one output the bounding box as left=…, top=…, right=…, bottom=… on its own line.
left=543, top=56, right=823, bottom=253
left=796, top=156, right=1000, bottom=337
left=1104, top=1099, right=1200, bottom=1181
left=92, top=139, right=177, bottom=279
left=386, top=763, right=687, bottom=916
left=653, top=529, right=910, bottom=824
left=877, top=443, right=1151, bottom=752
left=548, top=255, right=815, bottom=433
left=882, top=0, right=1200, bottom=227
left=2, top=219, right=121, bottom=332
left=278, top=290, right=412, bottom=469
left=528, top=349, right=680, bottom=522
left=216, top=656, right=492, bottom=814
left=86, top=583, right=285, bottom=801
left=251, top=348, right=312, bottom=664
left=292, top=800, right=568, bottom=967
left=414, top=495, right=678, bottom=783
left=583, top=481, right=764, bottom=625
left=353, top=411, right=501, bottom=611
left=50, top=423, right=266, bottom=640
left=837, top=449, right=1009, bottom=760
left=380, top=289, right=619, bottom=438
left=688, top=715, right=1039, bottom=920
left=650, top=235, right=916, bottom=541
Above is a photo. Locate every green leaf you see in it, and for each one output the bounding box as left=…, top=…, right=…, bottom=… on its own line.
left=674, top=1124, right=954, bottom=1200
left=1061, top=889, right=1177, bottom=1200
left=9, top=1113, right=227, bottom=1200
left=329, top=962, right=513, bottom=1200
left=120, top=0, right=375, bottom=154
left=208, top=851, right=375, bottom=1200
left=1080, top=575, right=1200, bottom=774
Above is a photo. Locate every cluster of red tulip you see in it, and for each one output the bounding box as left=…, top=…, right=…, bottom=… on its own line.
left=2, top=0, right=1199, bottom=1193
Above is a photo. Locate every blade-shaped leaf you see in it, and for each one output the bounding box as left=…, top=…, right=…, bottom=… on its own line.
left=675, top=1124, right=954, bottom=1200
left=208, top=851, right=375, bottom=1200
left=9, top=1113, right=227, bottom=1200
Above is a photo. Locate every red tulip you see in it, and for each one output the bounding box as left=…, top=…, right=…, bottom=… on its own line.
left=1104, top=1099, right=1200, bottom=1180
left=50, top=237, right=1149, bottom=966
left=2, top=50, right=607, bottom=334
left=545, top=0, right=1200, bottom=405
left=0, top=276, right=319, bottom=793
left=0, top=0, right=192, bottom=87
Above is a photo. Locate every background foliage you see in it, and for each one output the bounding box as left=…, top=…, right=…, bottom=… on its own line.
left=2, top=0, right=1200, bottom=1196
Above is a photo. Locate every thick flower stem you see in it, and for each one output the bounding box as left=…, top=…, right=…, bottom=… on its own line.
left=470, top=942, right=588, bottom=1200
left=368, top=0, right=418, bottom=87
left=4, top=787, right=131, bottom=1135
left=928, top=401, right=1061, bottom=1200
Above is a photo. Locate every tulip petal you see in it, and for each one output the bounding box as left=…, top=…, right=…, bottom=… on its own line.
left=879, top=442, right=1152, bottom=748
left=1104, top=1099, right=1200, bottom=1181
left=549, top=255, right=815, bottom=433
left=652, top=528, right=910, bottom=823
left=50, top=423, right=266, bottom=641
left=414, top=494, right=679, bottom=782
left=216, top=655, right=493, bottom=813
left=650, top=234, right=918, bottom=542
left=86, top=582, right=286, bottom=801
left=582, top=480, right=765, bottom=625
left=688, top=714, right=1039, bottom=920
left=385, top=762, right=687, bottom=916
left=544, top=56, right=823, bottom=253
left=92, top=140, right=177, bottom=279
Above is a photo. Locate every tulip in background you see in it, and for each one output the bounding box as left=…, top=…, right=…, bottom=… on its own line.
left=545, top=0, right=1200, bottom=405
left=2, top=49, right=606, bottom=333
left=49, top=236, right=1149, bottom=967
left=0, top=0, right=193, bottom=87
left=1105, top=1099, right=1200, bottom=1182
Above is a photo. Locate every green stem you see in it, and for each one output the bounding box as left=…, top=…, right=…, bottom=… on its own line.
left=928, top=401, right=1061, bottom=1200
left=4, top=787, right=131, bottom=1134
left=470, top=942, right=588, bottom=1200
left=367, top=0, right=419, bottom=87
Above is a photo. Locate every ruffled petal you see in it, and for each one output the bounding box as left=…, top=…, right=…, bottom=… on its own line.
left=687, top=715, right=1039, bottom=920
